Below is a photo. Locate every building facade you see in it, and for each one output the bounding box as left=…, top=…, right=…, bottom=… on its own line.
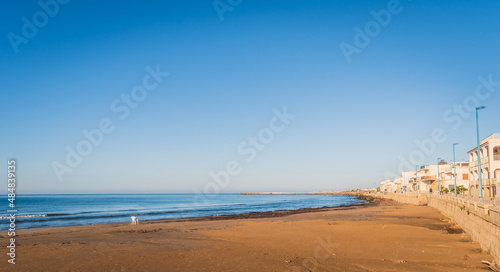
left=467, top=133, right=500, bottom=198
left=441, top=162, right=469, bottom=192
left=380, top=179, right=397, bottom=193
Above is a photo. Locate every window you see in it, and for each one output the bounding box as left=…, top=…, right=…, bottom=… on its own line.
left=463, top=174, right=468, bottom=180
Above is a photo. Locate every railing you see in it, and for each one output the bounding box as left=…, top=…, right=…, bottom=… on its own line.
left=470, top=157, right=492, bottom=166
left=380, top=191, right=500, bottom=206
left=470, top=180, right=497, bottom=186
left=419, top=175, right=436, bottom=181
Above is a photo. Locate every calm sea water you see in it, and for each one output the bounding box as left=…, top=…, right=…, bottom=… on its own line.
left=1, top=194, right=363, bottom=229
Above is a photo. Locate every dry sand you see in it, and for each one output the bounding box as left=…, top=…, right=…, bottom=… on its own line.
left=1, top=198, right=495, bottom=272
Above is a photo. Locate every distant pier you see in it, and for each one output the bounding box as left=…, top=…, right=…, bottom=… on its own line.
left=238, top=192, right=356, bottom=195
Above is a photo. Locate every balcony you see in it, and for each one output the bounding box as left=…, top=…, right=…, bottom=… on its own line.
left=420, top=175, right=436, bottom=181
left=477, top=178, right=498, bottom=185
left=470, top=158, right=490, bottom=167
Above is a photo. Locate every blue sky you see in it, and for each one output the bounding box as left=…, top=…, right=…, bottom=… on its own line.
left=1, top=0, right=499, bottom=194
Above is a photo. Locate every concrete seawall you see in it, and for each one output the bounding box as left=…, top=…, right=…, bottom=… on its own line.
left=379, top=193, right=500, bottom=264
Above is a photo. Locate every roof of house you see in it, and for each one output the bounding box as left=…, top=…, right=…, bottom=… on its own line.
left=467, top=133, right=500, bottom=153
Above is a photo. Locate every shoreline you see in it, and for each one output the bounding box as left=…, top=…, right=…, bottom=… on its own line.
left=10, top=193, right=370, bottom=231
left=145, top=199, right=371, bottom=224
left=141, top=194, right=373, bottom=225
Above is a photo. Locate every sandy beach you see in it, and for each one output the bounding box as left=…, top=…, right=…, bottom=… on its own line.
left=1, top=197, right=494, bottom=272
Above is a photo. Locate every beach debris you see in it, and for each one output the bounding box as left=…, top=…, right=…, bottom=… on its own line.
left=444, top=226, right=464, bottom=234
left=382, top=259, right=408, bottom=263
left=131, top=216, right=139, bottom=225
left=463, top=254, right=468, bottom=260
left=482, top=260, right=500, bottom=272
left=124, top=229, right=160, bottom=234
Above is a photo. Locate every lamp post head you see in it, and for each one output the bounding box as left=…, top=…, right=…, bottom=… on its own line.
left=453, top=143, right=459, bottom=146
left=476, top=106, right=486, bottom=110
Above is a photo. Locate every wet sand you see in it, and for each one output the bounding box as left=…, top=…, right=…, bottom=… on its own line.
left=1, top=197, right=494, bottom=272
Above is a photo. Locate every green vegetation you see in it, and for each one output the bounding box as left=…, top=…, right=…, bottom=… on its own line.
left=450, top=185, right=467, bottom=195
left=356, top=194, right=376, bottom=204
left=457, top=185, right=468, bottom=195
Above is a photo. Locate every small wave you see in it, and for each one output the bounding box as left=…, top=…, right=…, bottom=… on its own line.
left=46, top=213, right=71, bottom=217
left=0, top=214, right=47, bottom=219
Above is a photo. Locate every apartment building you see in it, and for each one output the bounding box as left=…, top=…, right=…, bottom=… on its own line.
left=467, top=133, right=500, bottom=198
left=380, top=179, right=397, bottom=193
left=441, top=162, right=470, bottom=191
left=396, top=171, right=415, bottom=192
left=414, top=163, right=463, bottom=193
left=418, top=165, right=441, bottom=192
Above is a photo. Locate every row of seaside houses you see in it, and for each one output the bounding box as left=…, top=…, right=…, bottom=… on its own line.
left=379, top=133, right=500, bottom=198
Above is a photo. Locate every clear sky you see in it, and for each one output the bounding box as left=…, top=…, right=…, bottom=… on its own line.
left=1, top=0, right=499, bottom=194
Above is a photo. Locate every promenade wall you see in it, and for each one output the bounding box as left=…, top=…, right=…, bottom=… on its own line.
left=380, top=193, right=500, bottom=263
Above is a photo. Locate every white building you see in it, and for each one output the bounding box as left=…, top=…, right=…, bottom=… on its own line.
left=417, top=165, right=441, bottom=193
left=441, top=162, right=469, bottom=192
left=408, top=168, right=423, bottom=192
left=467, top=133, right=500, bottom=198
left=380, top=179, right=398, bottom=193
left=396, top=171, right=416, bottom=192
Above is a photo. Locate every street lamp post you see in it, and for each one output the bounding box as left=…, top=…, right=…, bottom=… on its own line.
left=476, top=106, right=486, bottom=202
left=453, top=143, right=459, bottom=197
left=437, top=158, right=442, bottom=195
left=403, top=174, right=405, bottom=193
left=415, top=165, right=419, bottom=193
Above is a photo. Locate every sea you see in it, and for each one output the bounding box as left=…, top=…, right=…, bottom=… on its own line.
left=0, top=194, right=364, bottom=230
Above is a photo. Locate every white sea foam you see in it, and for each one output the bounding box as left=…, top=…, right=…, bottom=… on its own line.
left=0, top=214, right=46, bottom=219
